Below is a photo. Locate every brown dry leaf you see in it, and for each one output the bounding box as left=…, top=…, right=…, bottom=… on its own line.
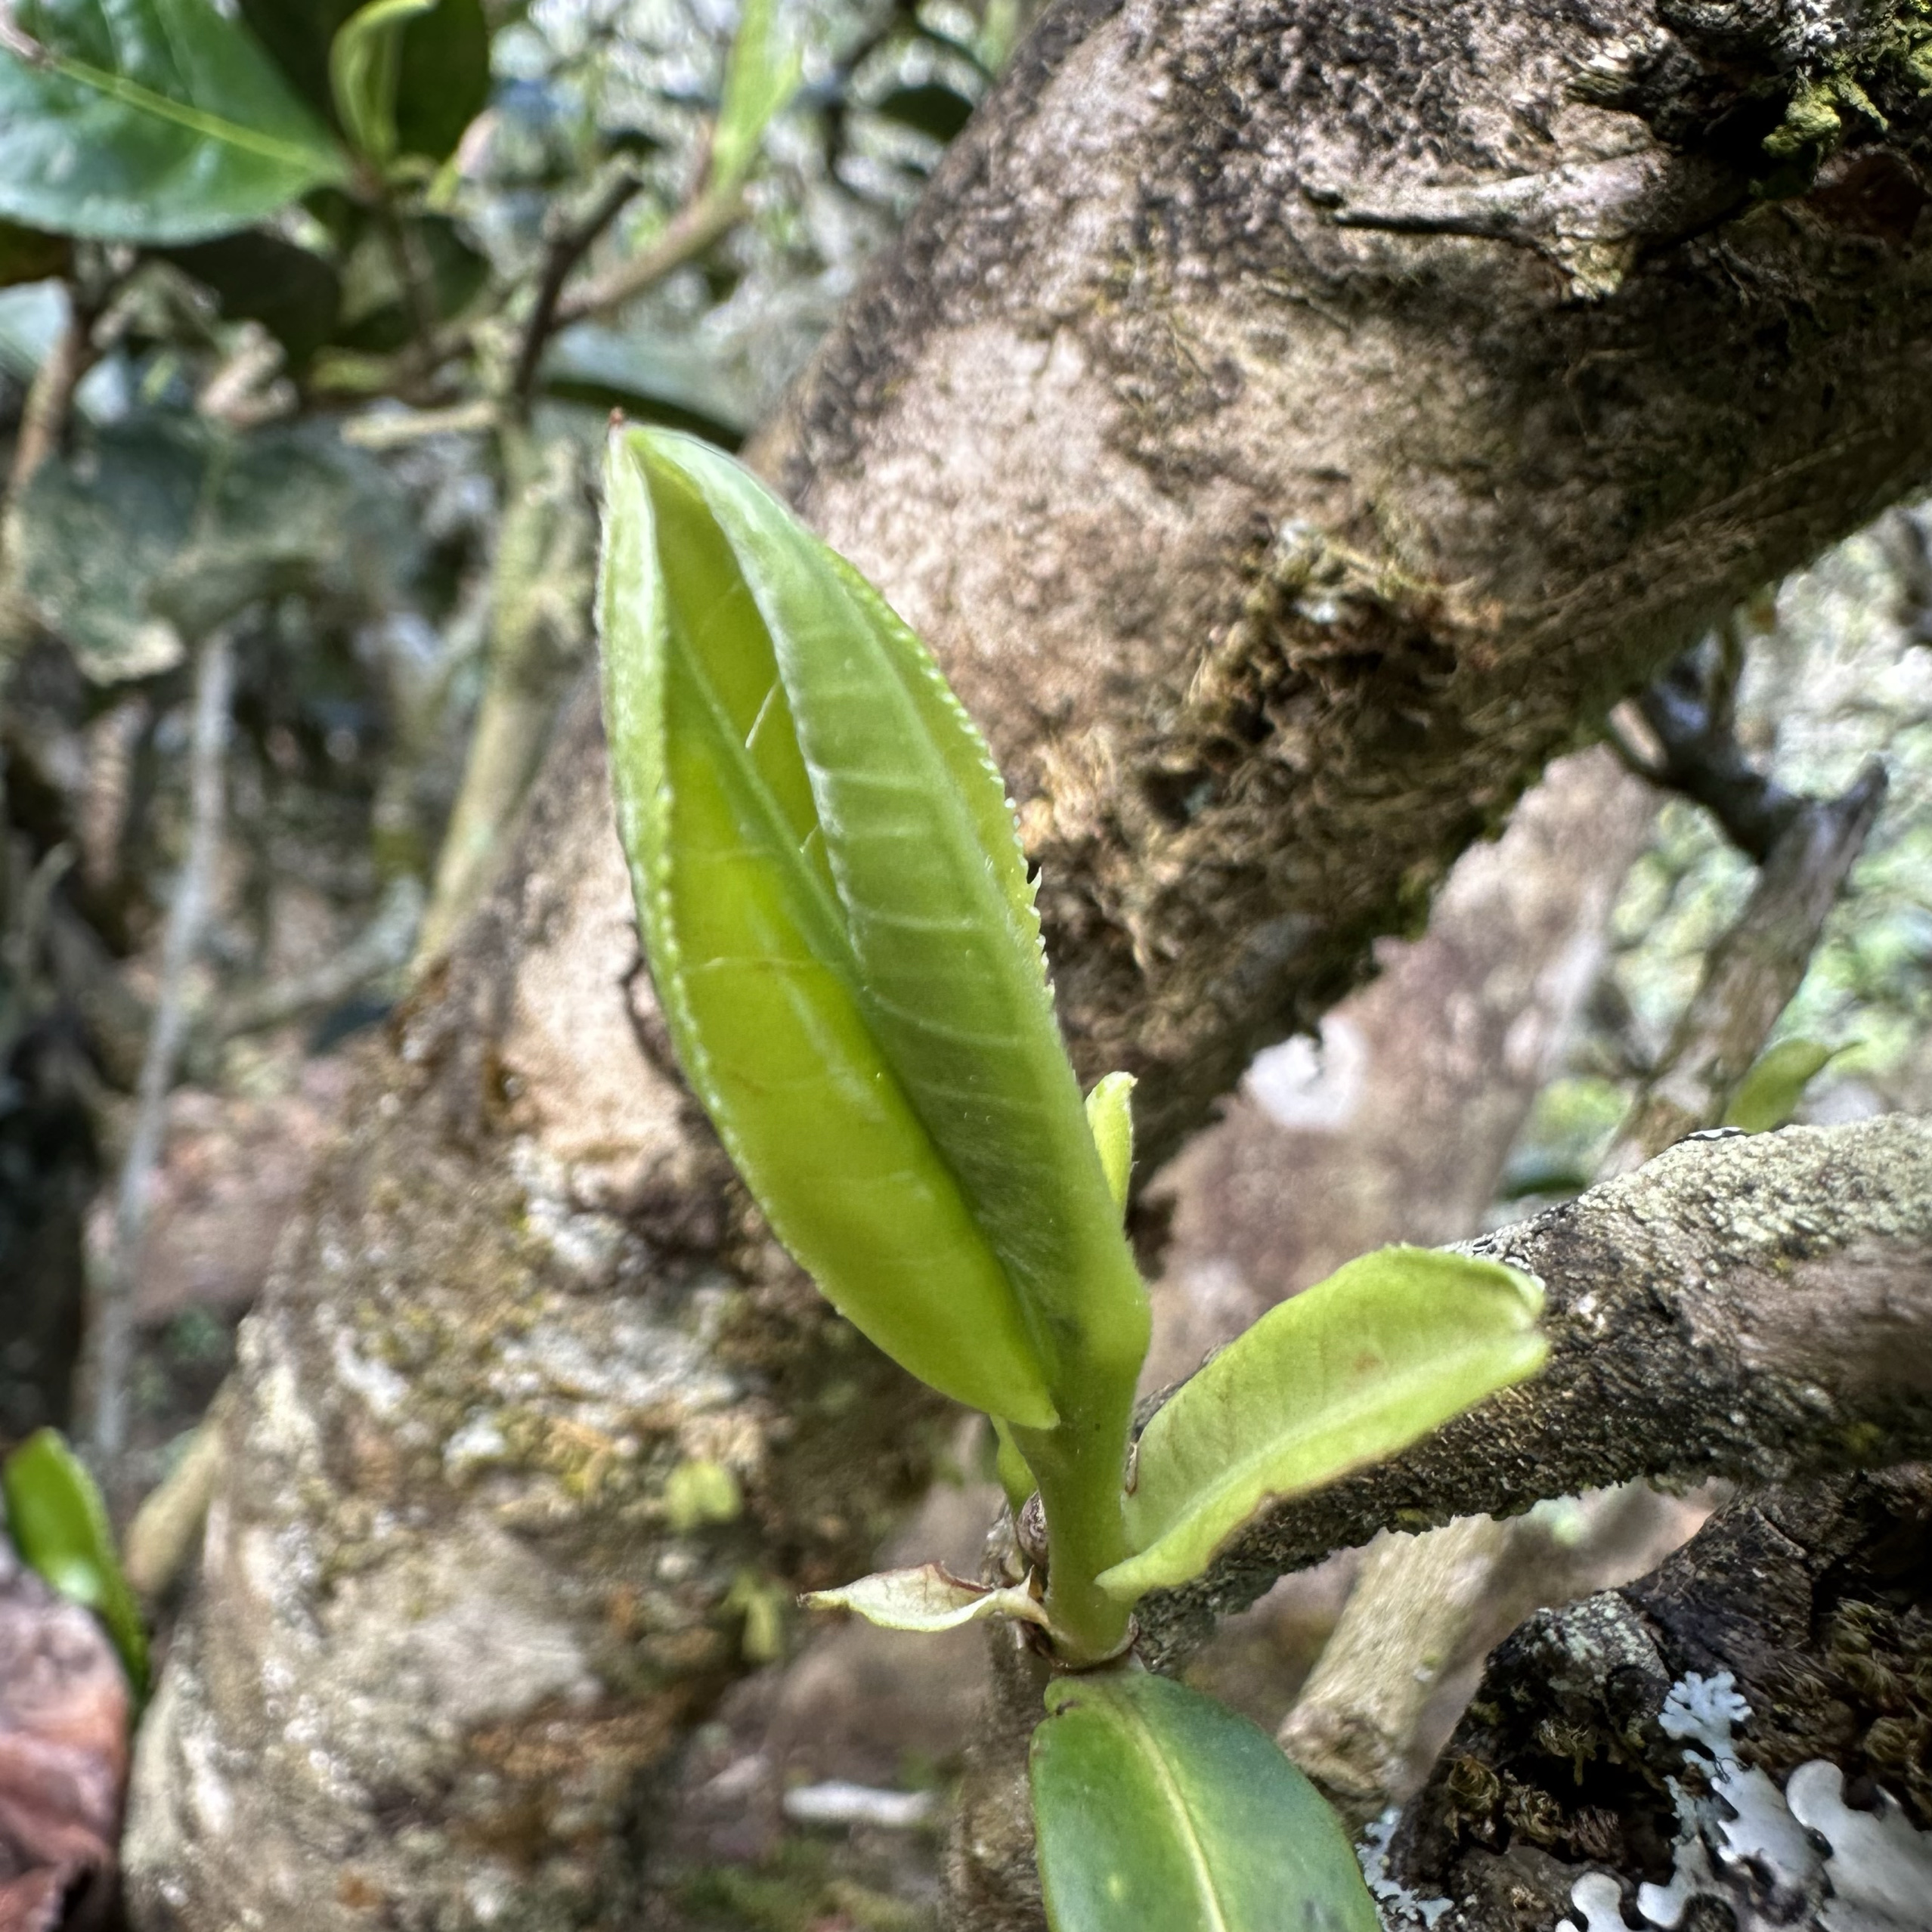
left=0, top=1539, right=128, bottom=1932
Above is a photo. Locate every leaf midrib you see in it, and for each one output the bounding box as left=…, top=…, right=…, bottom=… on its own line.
left=1110, top=1691, right=1232, bottom=1932
left=20, top=35, right=337, bottom=172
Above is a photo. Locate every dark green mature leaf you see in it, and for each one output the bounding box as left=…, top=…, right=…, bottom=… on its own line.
left=1031, top=1671, right=1379, bottom=1932
left=599, top=429, right=1150, bottom=1425
left=2, top=1429, right=148, bottom=1695
left=542, top=323, right=753, bottom=448
left=1101, top=1248, right=1545, bottom=1602
left=4, top=414, right=411, bottom=680
left=0, top=218, right=69, bottom=288
left=0, top=0, right=345, bottom=243
left=1723, top=1037, right=1841, bottom=1133
left=239, top=0, right=487, bottom=159
left=330, top=212, right=488, bottom=351
left=161, top=231, right=342, bottom=368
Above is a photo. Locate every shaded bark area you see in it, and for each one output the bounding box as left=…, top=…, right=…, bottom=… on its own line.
left=1391, top=1469, right=1932, bottom=1930
left=130, top=0, right=1932, bottom=1922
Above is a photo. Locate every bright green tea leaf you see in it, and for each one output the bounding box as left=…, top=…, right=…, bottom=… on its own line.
left=708, top=0, right=802, bottom=193
left=0, top=0, right=345, bottom=243
left=2, top=1429, right=149, bottom=1695
left=329, top=0, right=435, bottom=163
left=1101, top=1247, right=1546, bottom=1602
left=804, top=1562, right=1048, bottom=1632
left=1031, top=1670, right=1380, bottom=1932
left=1723, top=1037, right=1841, bottom=1134
left=1084, top=1073, right=1135, bottom=1213
left=599, top=428, right=1147, bottom=1424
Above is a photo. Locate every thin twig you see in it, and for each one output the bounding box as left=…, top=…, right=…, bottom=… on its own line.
left=5, top=293, right=94, bottom=507
left=191, top=875, right=422, bottom=1067
left=86, top=627, right=237, bottom=1468
left=509, top=167, right=646, bottom=409
left=551, top=186, right=748, bottom=330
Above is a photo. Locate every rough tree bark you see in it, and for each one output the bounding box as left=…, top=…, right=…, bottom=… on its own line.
left=128, top=2, right=1932, bottom=1925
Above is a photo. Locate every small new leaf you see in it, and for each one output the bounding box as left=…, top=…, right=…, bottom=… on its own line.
left=804, top=1564, right=1049, bottom=1632
left=1031, top=1670, right=1380, bottom=1932
left=1101, top=1247, right=1546, bottom=1602
left=2, top=1429, right=149, bottom=1697
left=0, top=0, right=346, bottom=243
left=1723, top=1037, right=1841, bottom=1134
left=329, top=0, right=435, bottom=164
left=708, top=0, right=801, bottom=194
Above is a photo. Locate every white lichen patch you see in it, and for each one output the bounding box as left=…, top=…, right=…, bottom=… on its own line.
left=1359, top=1808, right=1451, bottom=1930
left=1556, top=1671, right=1932, bottom=1932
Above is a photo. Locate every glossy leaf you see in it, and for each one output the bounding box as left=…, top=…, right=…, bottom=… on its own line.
left=1101, top=1247, right=1545, bottom=1602
left=804, top=1563, right=1048, bottom=1632
left=1723, top=1037, right=1840, bottom=1134
left=330, top=0, right=435, bottom=163
left=600, top=429, right=1149, bottom=1424
left=1031, top=1671, right=1380, bottom=1932
left=161, top=230, right=342, bottom=368
left=708, top=0, right=801, bottom=193
left=0, top=0, right=345, bottom=244
left=5, top=413, right=413, bottom=682
left=2, top=1429, right=148, bottom=1696
left=1084, top=1073, right=1135, bottom=1213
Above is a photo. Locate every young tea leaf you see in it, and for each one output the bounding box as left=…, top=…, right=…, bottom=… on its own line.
left=329, top=0, right=435, bottom=164
left=2, top=1429, right=149, bottom=1696
left=1101, top=1247, right=1545, bottom=1602
left=0, top=0, right=346, bottom=244
left=804, top=1563, right=1048, bottom=1632
left=599, top=429, right=1148, bottom=1424
left=708, top=0, right=802, bottom=194
left=1723, top=1037, right=1841, bottom=1134
left=1031, top=1670, right=1380, bottom=1932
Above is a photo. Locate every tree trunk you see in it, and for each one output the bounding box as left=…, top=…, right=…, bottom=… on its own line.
left=128, top=1, right=1932, bottom=1924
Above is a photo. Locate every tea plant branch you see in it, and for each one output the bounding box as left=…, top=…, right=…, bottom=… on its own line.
left=1136, top=1113, right=1932, bottom=1670
left=1281, top=673, right=1889, bottom=1812
left=186, top=873, right=423, bottom=1074
left=507, top=166, right=646, bottom=410
left=549, top=183, right=748, bottom=330
left=83, top=624, right=236, bottom=1469
left=1602, top=755, right=1885, bottom=1174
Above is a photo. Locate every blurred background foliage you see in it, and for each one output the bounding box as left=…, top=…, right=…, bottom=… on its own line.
left=0, top=0, right=1017, bottom=1468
